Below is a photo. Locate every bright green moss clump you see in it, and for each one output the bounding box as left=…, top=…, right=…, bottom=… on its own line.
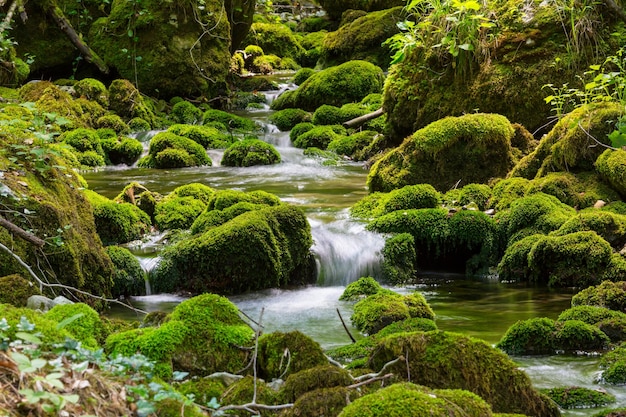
left=101, top=135, right=143, bottom=166
left=269, top=108, right=312, bottom=131
left=258, top=331, right=327, bottom=380
left=221, top=138, right=281, bottom=167
left=202, top=109, right=259, bottom=132
left=382, top=233, right=416, bottom=284
left=280, top=365, right=353, bottom=403
left=597, top=148, right=626, bottom=199
left=167, top=124, right=233, bottom=149
left=152, top=205, right=313, bottom=294
left=368, top=331, right=560, bottom=416
left=367, top=114, right=515, bottom=192
left=138, top=132, right=212, bottom=169
left=106, top=245, right=145, bottom=298
left=542, top=386, right=615, bottom=409
left=0, top=274, right=41, bottom=307
left=155, top=196, right=207, bottom=230
left=573, top=281, right=626, bottom=311
left=339, top=276, right=383, bottom=301
left=59, top=128, right=106, bottom=167
left=170, top=101, right=203, bottom=124
left=191, top=202, right=263, bottom=234
left=293, top=125, right=346, bottom=149
left=496, top=317, right=557, bottom=355
left=271, top=60, right=385, bottom=112
left=600, top=342, right=626, bottom=384
left=44, top=303, right=105, bottom=349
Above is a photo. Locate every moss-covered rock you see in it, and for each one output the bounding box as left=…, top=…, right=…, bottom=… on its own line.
left=0, top=304, right=74, bottom=346
left=191, top=202, right=264, bottom=235
left=368, top=114, right=515, bottom=192
left=339, top=276, right=383, bottom=301
left=221, top=138, right=281, bottom=167
left=489, top=177, right=532, bottom=211
left=152, top=204, right=313, bottom=294
left=283, top=387, right=356, bottom=417
left=368, top=331, right=560, bottom=416
left=553, top=210, right=626, bottom=250
left=351, top=290, right=434, bottom=335
left=321, top=7, right=403, bottom=69
left=269, top=108, right=312, bottom=131
left=202, top=109, right=259, bottom=132
left=280, top=365, right=353, bottom=403
left=382, top=233, right=416, bottom=285
left=90, top=0, right=231, bottom=98
left=271, top=60, right=385, bottom=112
left=514, top=102, right=623, bottom=180
left=74, top=78, right=109, bottom=108
left=258, top=331, right=327, bottom=380
left=554, top=319, right=610, bottom=352
left=496, top=317, right=557, bottom=355
left=44, top=302, right=105, bottom=349
left=444, top=183, right=493, bottom=211
left=543, top=386, right=615, bottom=409
left=96, top=114, right=130, bottom=135
left=328, top=130, right=378, bottom=159
left=351, top=184, right=441, bottom=219
left=219, top=376, right=279, bottom=413
left=155, top=196, right=207, bottom=230
left=138, top=131, right=211, bottom=168
left=207, top=189, right=282, bottom=211
left=101, top=135, right=143, bottom=166
left=293, top=125, right=346, bottom=149
left=106, top=293, right=254, bottom=377
left=317, top=0, right=404, bottom=20
left=573, top=281, right=626, bottom=312
left=176, top=377, right=226, bottom=407
left=597, top=148, right=626, bottom=199
left=84, top=189, right=151, bottom=245
left=106, top=245, right=145, bottom=298
left=0, top=274, right=41, bottom=307
left=59, top=128, right=106, bottom=167
left=600, top=342, right=626, bottom=384
left=244, top=22, right=305, bottom=61
left=107, top=79, right=157, bottom=125
left=170, top=101, right=203, bottom=125
left=557, top=305, right=626, bottom=325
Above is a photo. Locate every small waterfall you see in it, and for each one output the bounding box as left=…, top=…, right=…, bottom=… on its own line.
left=311, top=217, right=385, bottom=286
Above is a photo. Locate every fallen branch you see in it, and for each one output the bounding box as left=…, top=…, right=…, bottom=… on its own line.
left=343, top=108, right=384, bottom=129
left=0, top=241, right=147, bottom=314
left=47, top=6, right=109, bottom=74
left=352, top=356, right=404, bottom=382
left=0, top=215, right=45, bottom=247
left=336, top=308, right=356, bottom=343
left=347, top=373, right=393, bottom=389
left=578, top=121, right=618, bottom=150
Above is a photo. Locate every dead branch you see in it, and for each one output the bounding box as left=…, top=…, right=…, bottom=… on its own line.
left=47, top=6, right=109, bottom=74
left=0, top=241, right=147, bottom=314
left=578, top=121, right=618, bottom=150
left=0, top=0, right=18, bottom=33
left=347, top=373, right=393, bottom=389
left=218, top=403, right=294, bottom=413
left=336, top=308, right=356, bottom=343
left=0, top=215, right=45, bottom=247
left=343, top=108, right=384, bottom=129
left=352, top=355, right=404, bottom=382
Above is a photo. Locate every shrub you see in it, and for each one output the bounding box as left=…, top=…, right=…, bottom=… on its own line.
left=221, top=138, right=281, bottom=167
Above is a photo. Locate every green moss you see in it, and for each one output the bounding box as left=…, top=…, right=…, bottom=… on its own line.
left=60, top=128, right=104, bottom=155
left=78, top=150, right=106, bottom=167
left=0, top=304, right=73, bottom=346
left=222, top=138, right=281, bottom=167
left=191, top=202, right=264, bottom=234
left=220, top=376, right=278, bottom=414
left=128, top=117, right=151, bottom=132
left=202, top=109, right=259, bottom=132
left=368, top=114, right=515, bottom=192
left=170, top=101, right=203, bottom=124
left=573, top=281, right=626, bottom=311
left=553, top=211, right=626, bottom=249
left=281, top=365, right=353, bottom=403
left=600, top=342, right=626, bottom=384
left=244, top=22, right=305, bottom=61
left=317, top=0, right=404, bottom=20
left=496, top=317, right=557, bottom=355
left=151, top=205, right=313, bottom=294
left=258, top=331, right=327, bottom=380
left=138, top=131, right=211, bottom=168
left=527, top=172, right=620, bottom=209
left=96, top=114, right=130, bottom=135
left=155, top=196, right=207, bottom=230
left=382, top=233, right=416, bottom=285
left=155, top=398, right=206, bottom=417
left=490, top=177, right=532, bottom=211
left=107, top=80, right=157, bottom=124
left=503, top=192, right=576, bottom=240
left=284, top=387, right=355, bottom=417
left=293, top=125, right=345, bottom=149
left=269, top=108, right=312, bottom=131
left=543, top=386, right=615, bottom=409
left=0, top=274, right=41, bottom=307
left=176, top=377, right=226, bottom=406
left=74, top=78, right=109, bottom=108
left=558, top=305, right=626, bottom=325
left=368, top=331, right=560, bottom=416
left=597, top=149, right=626, bottom=199
left=451, top=183, right=493, bottom=211
left=328, top=130, right=378, bottom=159
left=106, top=245, right=145, bottom=298
left=101, top=135, right=143, bottom=165
left=207, top=189, right=281, bottom=211
left=321, top=7, right=404, bottom=69
left=554, top=319, right=610, bottom=352
left=339, top=276, right=383, bottom=301
left=84, top=189, right=151, bottom=244
left=44, top=303, right=104, bottom=349
left=272, top=60, right=385, bottom=112
left=293, top=68, right=316, bottom=85
left=290, top=122, right=315, bottom=142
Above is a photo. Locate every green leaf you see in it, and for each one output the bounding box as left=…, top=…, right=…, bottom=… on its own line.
left=62, top=394, right=79, bottom=404
left=56, top=313, right=85, bottom=330
left=10, top=351, right=31, bottom=368
left=16, top=332, right=42, bottom=345
left=609, top=130, right=626, bottom=148
left=589, top=64, right=601, bottom=70
left=128, top=29, right=134, bottom=37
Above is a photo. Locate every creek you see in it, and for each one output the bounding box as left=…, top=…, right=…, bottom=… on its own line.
left=83, top=77, right=626, bottom=415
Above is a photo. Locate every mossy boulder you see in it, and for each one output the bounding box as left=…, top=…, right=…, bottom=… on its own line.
left=382, top=233, right=416, bottom=285
left=511, top=102, right=623, bottom=179
left=490, top=177, right=532, bottom=211
left=498, top=231, right=621, bottom=287
left=543, top=386, right=615, bottom=409
left=155, top=196, right=207, bottom=230
left=280, top=365, right=353, bottom=403
left=293, top=125, right=346, bottom=149
left=220, top=376, right=279, bottom=413
left=573, top=281, right=626, bottom=312
left=170, top=101, right=203, bottom=125
left=557, top=305, right=626, bottom=325
left=101, top=135, right=143, bottom=166
left=59, top=128, right=106, bottom=167
left=0, top=142, right=114, bottom=308
left=600, top=342, right=626, bottom=384
left=553, top=210, right=626, bottom=250
left=0, top=304, right=74, bottom=346
left=167, top=124, right=232, bottom=149
left=106, top=293, right=254, bottom=377
left=191, top=202, right=265, bottom=234
left=90, top=0, right=231, bottom=98
left=351, top=290, right=434, bottom=335
left=74, top=78, right=109, bottom=108
left=96, top=114, right=130, bottom=135
left=106, top=245, right=145, bottom=298
left=107, top=80, right=157, bottom=125
left=44, top=303, right=105, bottom=349
left=221, top=138, right=281, bottom=167
left=244, top=22, right=305, bottom=61
left=138, top=131, right=211, bottom=169
left=0, top=274, right=41, bottom=307
left=368, top=331, right=560, bottom=416
left=269, top=108, right=312, bottom=131
left=597, top=148, right=626, bottom=199
left=339, top=383, right=493, bottom=417
left=351, top=184, right=442, bottom=219
left=271, top=60, right=385, bottom=112
left=317, top=0, right=404, bottom=20
left=207, top=189, right=282, bottom=211
left=258, top=331, right=327, bottom=380
left=339, top=276, right=383, bottom=301
left=328, top=130, right=379, bottom=159
left=554, top=319, right=610, bottom=352
left=283, top=387, right=357, bottom=417
left=321, top=7, right=403, bottom=69
left=496, top=317, right=557, bottom=355
left=152, top=205, right=314, bottom=294
left=444, top=183, right=492, bottom=211
left=367, top=114, right=515, bottom=192
left=84, top=189, right=151, bottom=245
left=202, top=109, right=259, bottom=132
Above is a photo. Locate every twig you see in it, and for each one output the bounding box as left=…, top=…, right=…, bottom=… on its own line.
left=578, top=121, right=617, bottom=150
left=406, top=348, right=411, bottom=382
left=218, top=403, right=294, bottom=413
left=0, top=215, right=45, bottom=247
left=336, top=308, right=356, bottom=343
left=277, top=348, right=291, bottom=380
left=347, top=373, right=393, bottom=389
left=352, top=356, right=405, bottom=382
left=325, top=354, right=344, bottom=368
left=0, top=241, right=147, bottom=314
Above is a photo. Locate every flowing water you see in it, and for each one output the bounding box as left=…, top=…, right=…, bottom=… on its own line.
left=85, top=77, right=626, bottom=415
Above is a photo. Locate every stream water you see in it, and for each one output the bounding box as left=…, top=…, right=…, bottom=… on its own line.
left=83, top=77, right=626, bottom=415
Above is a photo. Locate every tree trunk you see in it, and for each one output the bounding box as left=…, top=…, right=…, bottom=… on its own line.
left=343, top=108, right=384, bottom=128
left=47, top=6, right=109, bottom=74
